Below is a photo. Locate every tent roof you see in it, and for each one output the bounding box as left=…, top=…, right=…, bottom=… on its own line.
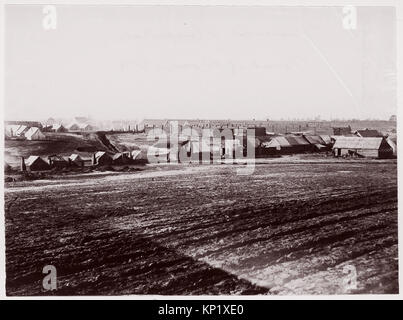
left=355, top=129, right=383, bottom=137
left=95, top=151, right=109, bottom=159
left=304, top=135, right=325, bottom=145
left=52, top=123, right=64, bottom=129
left=285, top=135, right=310, bottom=146
left=70, top=154, right=82, bottom=161
left=333, top=137, right=384, bottom=149
left=319, top=135, right=332, bottom=144
left=26, top=156, right=45, bottom=166
left=112, top=153, right=127, bottom=160
left=25, top=127, right=42, bottom=137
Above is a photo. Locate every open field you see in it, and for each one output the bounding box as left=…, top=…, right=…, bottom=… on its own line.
left=5, top=160, right=398, bottom=295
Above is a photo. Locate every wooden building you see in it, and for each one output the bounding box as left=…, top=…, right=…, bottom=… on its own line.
left=332, top=137, right=393, bottom=159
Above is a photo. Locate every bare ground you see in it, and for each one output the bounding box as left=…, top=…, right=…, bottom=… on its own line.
left=4, top=161, right=398, bottom=295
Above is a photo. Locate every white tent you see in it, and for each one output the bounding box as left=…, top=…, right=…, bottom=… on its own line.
left=24, top=127, right=46, bottom=140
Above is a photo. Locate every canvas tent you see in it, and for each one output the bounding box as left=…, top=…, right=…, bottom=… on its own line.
left=25, top=156, right=50, bottom=171
left=94, top=151, right=112, bottom=165
left=112, top=152, right=130, bottom=165
left=24, top=127, right=46, bottom=140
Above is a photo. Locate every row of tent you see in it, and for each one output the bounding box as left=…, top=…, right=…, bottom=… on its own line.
left=41, top=122, right=95, bottom=132
left=5, top=123, right=95, bottom=139
left=5, top=125, right=46, bottom=140
left=19, top=150, right=148, bottom=171
left=253, top=134, right=333, bottom=156
left=13, top=132, right=397, bottom=172
left=254, top=133, right=396, bottom=159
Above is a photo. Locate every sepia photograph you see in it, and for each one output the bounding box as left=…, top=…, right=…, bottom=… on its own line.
left=1, top=2, right=400, bottom=301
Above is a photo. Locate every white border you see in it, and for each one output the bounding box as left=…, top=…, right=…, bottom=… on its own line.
left=0, top=0, right=401, bottom=300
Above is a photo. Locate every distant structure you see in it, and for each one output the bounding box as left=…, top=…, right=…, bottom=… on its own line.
left=67, top=123, right=81, bottom=131
left=332, top=125, right=352, bottom=136
left=67, top=122, right=94, bottom=132
left=354, top=128, right=383, bottom=138
left=389, top=115, right=397, bottom=121
left=45, top=117, right=56, bottom=126
left=78, top=123, right=94, bottom=131
left=51, top=124, right=67, bottom=133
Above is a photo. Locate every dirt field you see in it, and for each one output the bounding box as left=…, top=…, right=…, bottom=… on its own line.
left=4, top=160, right=398, bottom=295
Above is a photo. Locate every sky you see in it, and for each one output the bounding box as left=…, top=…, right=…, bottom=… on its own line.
left=5, top=5, right=396, bottom=121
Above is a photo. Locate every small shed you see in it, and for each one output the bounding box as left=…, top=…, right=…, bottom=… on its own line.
left=94, top=151, right=112, bottom=166
left=112, top=152, right=130, bottom=165
left=48, top=155, right=69, bottom=168
left=25, top=156, right=50, bottom=171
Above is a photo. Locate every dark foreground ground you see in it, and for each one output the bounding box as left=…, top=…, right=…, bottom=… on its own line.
left=5, top=160, right=398, bottom=295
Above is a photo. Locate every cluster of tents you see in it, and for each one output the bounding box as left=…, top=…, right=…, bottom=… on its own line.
left=12, top=128, right=397, bottom=172
left=18, top=150, right=149, bottom=172
left=5, top=125, right=46, bottom=140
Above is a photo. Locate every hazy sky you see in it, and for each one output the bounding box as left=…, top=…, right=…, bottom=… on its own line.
left=5, top=5, right=396, bottom=120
